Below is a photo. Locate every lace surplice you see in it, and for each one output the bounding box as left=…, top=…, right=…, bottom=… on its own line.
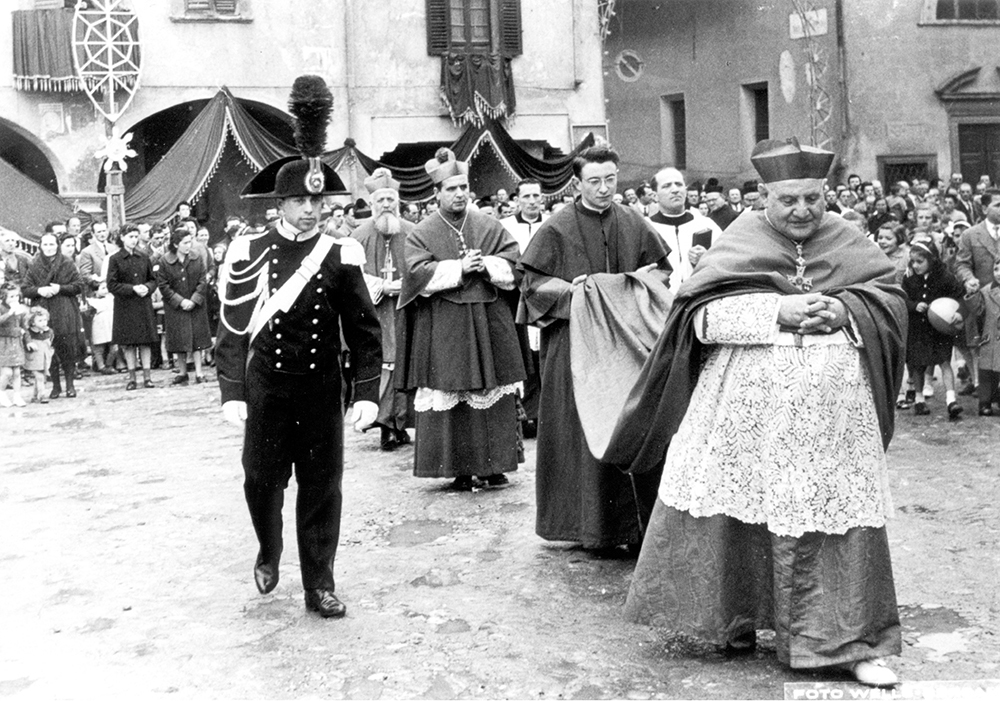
left=659, top=293, right=893, bottom=537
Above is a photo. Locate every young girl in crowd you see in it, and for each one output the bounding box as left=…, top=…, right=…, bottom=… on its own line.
left=0, top=283, right=28, bottom=407
left=876, top=223, right=909, bottom=285
left=23, top=306, right=54, bottom=403
left=86, top=280, right=116, bottom=374
left=903, top=241, right=965, bottom=419
left=967, top=259, right=1000, bottom=416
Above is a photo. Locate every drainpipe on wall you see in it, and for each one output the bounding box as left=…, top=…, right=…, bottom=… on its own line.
left=344, top=0, right=357, bottom=140
left=835, top=0, right=849, bottom=140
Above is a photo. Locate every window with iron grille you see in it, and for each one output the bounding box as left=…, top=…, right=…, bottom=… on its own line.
left=427, top=0, right=522, bottom=56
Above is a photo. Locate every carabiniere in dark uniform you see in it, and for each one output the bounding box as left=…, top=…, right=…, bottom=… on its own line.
left=215, top=75, right=381, bottom=619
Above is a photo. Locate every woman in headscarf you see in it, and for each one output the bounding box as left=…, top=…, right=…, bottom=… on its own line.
left=107, top=223, right=158, bottom=390
left=156, top=227, right=212, bottom=385
left=21, top=231, right=85, bottom=398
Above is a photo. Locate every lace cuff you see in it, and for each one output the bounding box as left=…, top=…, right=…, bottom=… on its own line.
left=414, top=383, right=523, bottom=412
left=420, top=260, right=463, bottom=296
left=696, top=294, right=781, bottom=345
left=482, top=256, right=515, bottom=290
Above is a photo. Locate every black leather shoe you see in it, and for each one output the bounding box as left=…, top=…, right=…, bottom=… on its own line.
left=379, top=427, right=398, bottom=452
left=485, top=473, right=509, bottom=487
left=447, top=476, right=475, bottom=491
left=979, top=405, right=994, bottom=417
left=304, top=589, right=346, bottom=618
left=394, top=429, right=411, bottom=445
left=947, top=402, right=963, bottom=421
left=253, top=561, right=279, bottom=595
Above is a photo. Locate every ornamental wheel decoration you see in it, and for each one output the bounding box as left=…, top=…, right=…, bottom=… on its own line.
left=72, top=0, right=141, bottom=125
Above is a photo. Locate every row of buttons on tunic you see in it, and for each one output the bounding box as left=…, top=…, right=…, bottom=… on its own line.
left=269, top=242, right=325, bottom=371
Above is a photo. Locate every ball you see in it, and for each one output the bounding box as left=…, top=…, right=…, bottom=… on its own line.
left=927, top=297, right=963, bottom=336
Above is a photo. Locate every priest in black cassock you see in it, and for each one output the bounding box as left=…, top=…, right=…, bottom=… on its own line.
left=517, top=144, right=670, bottom=550
left=395, top=148, right=525, bottom=490
left=352, top=168, right=414, bottom=451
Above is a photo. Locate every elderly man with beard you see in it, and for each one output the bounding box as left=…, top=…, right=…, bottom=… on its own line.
left=352, top=168, right=414, bottom=451
left=396, top=148, right=525, bottom=490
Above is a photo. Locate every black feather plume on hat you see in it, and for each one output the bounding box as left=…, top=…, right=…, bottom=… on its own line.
left=289, top=75, right=333, bottom=158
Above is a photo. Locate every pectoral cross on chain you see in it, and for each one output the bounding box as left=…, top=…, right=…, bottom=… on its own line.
left=381, top=246, right=396, bottom=281
left=787, top=243, right=813, bottom=292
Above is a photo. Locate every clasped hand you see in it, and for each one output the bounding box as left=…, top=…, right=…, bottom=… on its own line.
left=461, top=249, right=484, bottom=274
left=778, top=293, right=847, bottom=335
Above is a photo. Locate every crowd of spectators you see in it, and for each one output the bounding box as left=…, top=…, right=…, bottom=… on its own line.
left=2, top=169, right=998, bottom=418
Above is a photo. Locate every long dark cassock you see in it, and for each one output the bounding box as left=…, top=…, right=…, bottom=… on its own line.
left=353, top=216, right=413, bottom=434
left=602, top=211, right=907, bottom=669
left=215, top=229, right=381, bottom=590
left=517, top=200, right=669, bottom=548
left=395, top=209, right=525, bottom=479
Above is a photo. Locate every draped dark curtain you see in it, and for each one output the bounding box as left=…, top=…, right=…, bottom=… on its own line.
left=0, top=158, right=73, bottom=243
left=441, top=53, right=515, bottom=126
left=12, top=9, right=81, bottom=92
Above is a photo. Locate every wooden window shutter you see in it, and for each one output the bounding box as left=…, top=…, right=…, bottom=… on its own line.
left=215, top=0, right=238, bottom=13
left=186, top=0, right=212, bottom=11
left=426, top=0, right=449, bottom=55
left=499, top=0, right=522, bottom=57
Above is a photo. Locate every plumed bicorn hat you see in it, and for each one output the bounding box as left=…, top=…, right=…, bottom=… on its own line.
left=364, top=167, right=400, bottom=194
left=241, top=75, right=348, bottom=199
left=425, top=148, right=469, bottom=185
left=353, top=198, right=372, bottom=220
left=750, top=137, right=835, bottom=183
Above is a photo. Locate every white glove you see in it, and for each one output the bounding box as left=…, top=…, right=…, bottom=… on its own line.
left=350, top=400, right=378, bottom=432
left=222, top=400, right=247, bottom=427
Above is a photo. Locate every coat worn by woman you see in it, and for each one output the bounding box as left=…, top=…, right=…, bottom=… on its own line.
left=22, top=252, right=84, bottom=340
left=107, top=247, right=158, bottom=346
left=156, top=250, right=212, bottom=353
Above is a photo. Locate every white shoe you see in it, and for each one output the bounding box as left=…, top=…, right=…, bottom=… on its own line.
left=11, top=395, right=26, bottom=407
left=841, top=658, right=898, bottom=688
left=0, top=393, right=12, bottom=408
left=923, top=384, right=934, bottom=398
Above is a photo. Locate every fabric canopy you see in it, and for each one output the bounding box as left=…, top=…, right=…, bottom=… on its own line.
left=369, top=120, right=596, bottom=201
left=123, top=87, right=594, bottom=220
left=123, top=87, right=296, bottom=224
left=12, top=9, right=82, bottom=92
left=0, top=157, right=74, bottom=243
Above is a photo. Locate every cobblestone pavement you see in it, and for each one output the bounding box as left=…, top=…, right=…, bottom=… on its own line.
left=1, top=368, right=998, bottom=699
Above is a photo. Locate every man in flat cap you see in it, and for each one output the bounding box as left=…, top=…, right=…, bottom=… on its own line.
left=352, top=168, right=413, bottom=450
left=396, top=148, right=525, bottom=490
left=215, top=75, right=381, bottom=618
left=605, top=138, right=907, bottom=687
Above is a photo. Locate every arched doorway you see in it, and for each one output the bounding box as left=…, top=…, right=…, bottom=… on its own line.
left=0, top=118, right=61, bottom=193
left=98, top=98, right=294, bottom=231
